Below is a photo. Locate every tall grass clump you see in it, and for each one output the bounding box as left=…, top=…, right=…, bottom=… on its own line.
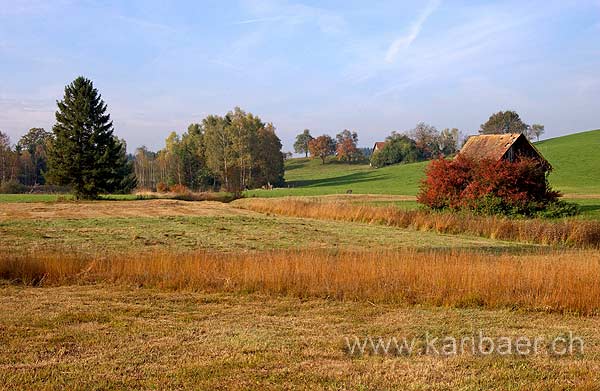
left=233, top=198, right=600, bottom=248
left=1, top=249, right=600, bottom=315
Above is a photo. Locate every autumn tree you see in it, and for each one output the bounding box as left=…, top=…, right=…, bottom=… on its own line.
left=409, top=122, right=441, bottom=159
left=308, top=135, right=336, bottom=164
left=0, top=131, right=19, bottom=185
left=335, top=129, right=361, bottom=163
left=180, top=123, right=213, bottom=190
left=16, top=128, right=52, bottom=185
left=162, top=132, right=185, bottom=186
left=203, top=114, right=233, bottom=190
left=438, top=128, right=461, bottom=156
left=255, top=123, right=285, bottom=186
left=227, top=107, right=263, bottom=190
left=133, top=146, right=158, bottom=190
left=203, top=108, right=284, bottom=192
left=480, top=110, right=529, bottom=135
left=529, top=124, right=545, bottom=141
left=294, top=129, right=313, bottom=157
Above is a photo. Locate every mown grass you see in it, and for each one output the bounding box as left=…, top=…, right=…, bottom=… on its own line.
left=2, top=285, right=599, bottom=390
left=235, top=198, right=600, bottom=248
left=0, top=193, right=140, bottom=203
left=0, top=192, right=235, bottom=203
left=0, top=214, right=528, bottom=255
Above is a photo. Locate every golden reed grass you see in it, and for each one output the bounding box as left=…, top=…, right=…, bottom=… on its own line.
left=235, top=199, right=600, bottom=248
left=1, top=249, right=600, bottom=315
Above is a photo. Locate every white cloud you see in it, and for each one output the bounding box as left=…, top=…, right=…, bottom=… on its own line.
left=232, top=16, right=284, bottom=25
left=384, top=0, right=441, bottom=64
left=238, top=0, right=347, bottom=35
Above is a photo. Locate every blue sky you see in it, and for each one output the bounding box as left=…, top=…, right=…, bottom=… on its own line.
left=1, top=0, right=599, bottom=152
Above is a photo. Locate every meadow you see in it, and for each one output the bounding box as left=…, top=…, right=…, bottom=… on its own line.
left=3, top=284, right=600, bottom=390
left=1, top=130, right=599, bottom=389
left=1, top=197, right=600, bottom=389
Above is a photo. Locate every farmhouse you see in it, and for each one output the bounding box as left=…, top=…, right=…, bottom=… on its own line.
left=459, top=133, right=551, bottom=170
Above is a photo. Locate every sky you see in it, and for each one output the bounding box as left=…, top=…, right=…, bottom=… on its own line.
left=1, top=0, right=599, bottom=152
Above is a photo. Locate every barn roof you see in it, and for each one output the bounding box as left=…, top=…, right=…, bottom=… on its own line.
left=460, top=133, right=521, bottom=160
left=373, top=142, right=386, bottom=151
left=459, top=133, right=551, bottom=169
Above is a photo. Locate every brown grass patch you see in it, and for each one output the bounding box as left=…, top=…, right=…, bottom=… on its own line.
left=2, top=249, right=600, bottom=315
left=0, top=199, right=258, bottom=221
left=233, top=198, right=600, bottom=248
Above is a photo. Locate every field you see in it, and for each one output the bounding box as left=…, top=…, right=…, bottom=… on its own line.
left=536, top=129, right=600, bottom=195
left=1, top=130, right=600, bottom=389
left=2, top=285, right=600, bottom=390
left=1, top=197, right=600, bottom=389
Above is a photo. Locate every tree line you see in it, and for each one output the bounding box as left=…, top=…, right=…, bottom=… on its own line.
left=293, top=123, right=462, bottom=168
left=0, top=128, right=53, bottom=192
left=0, top=77, right=284, bottom=198
left=134, top=107, right=284, bottom=193
left=293, top=110, right=544, bottom=169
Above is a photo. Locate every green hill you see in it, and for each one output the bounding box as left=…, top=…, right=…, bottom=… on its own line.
left=248, top=129, right=599, bottom=198
left=534, top=129, right=600, bottom=194
left=248, top=158, right=427, bottom=197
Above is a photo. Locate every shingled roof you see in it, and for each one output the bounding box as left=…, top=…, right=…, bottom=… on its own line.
left=459, top=133, right=551, bottom=169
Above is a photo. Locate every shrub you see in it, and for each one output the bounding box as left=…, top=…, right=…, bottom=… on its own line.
left=418, top=155, right=565, bottom=216
left=536, top=200, right=581, bottom=218
left=169, top=184, right=189, bottom=194
left=0, top=180, right=28, bottom=194
left=370, top=134, right=423, bottom=168
left=416, top=156, right=474, bottom=210
left=156, top=182, right=168, bottom=193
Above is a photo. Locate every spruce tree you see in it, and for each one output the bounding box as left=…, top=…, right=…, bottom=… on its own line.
left=47, top=76, right=135, bottom=199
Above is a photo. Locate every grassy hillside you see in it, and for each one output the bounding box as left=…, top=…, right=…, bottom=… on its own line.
left=248, top=129, right=599, bottom=198
left=248, top=158, right=427, bottom=197
left=535, top=129, right=600, bottom=194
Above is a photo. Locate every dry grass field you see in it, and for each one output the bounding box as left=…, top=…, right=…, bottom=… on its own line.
left=2, top=249, right=600, bottom=314
left=2, top=285, right=600, bottom=390
left=2, top=198, right=600, bottom=389
left=235, top=198, right=600, bottom=248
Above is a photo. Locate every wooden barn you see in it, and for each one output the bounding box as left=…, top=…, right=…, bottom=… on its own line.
left=372, top=141, right=386, bottom=153
left=459, top=133, right=551, bottom=170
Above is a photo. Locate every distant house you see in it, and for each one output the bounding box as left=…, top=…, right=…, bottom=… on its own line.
left=372, top=142, right=386, bottom=154
left=459, top=133, right=551, bottom=170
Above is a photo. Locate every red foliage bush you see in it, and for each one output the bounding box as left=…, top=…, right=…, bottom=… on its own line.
left=156, top=182, right=168, bottom=193
left=418, top=155, right=561, bottom=215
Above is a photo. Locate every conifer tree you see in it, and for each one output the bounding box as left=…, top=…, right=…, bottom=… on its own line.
left=47, top=76, right=135, bottom=199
